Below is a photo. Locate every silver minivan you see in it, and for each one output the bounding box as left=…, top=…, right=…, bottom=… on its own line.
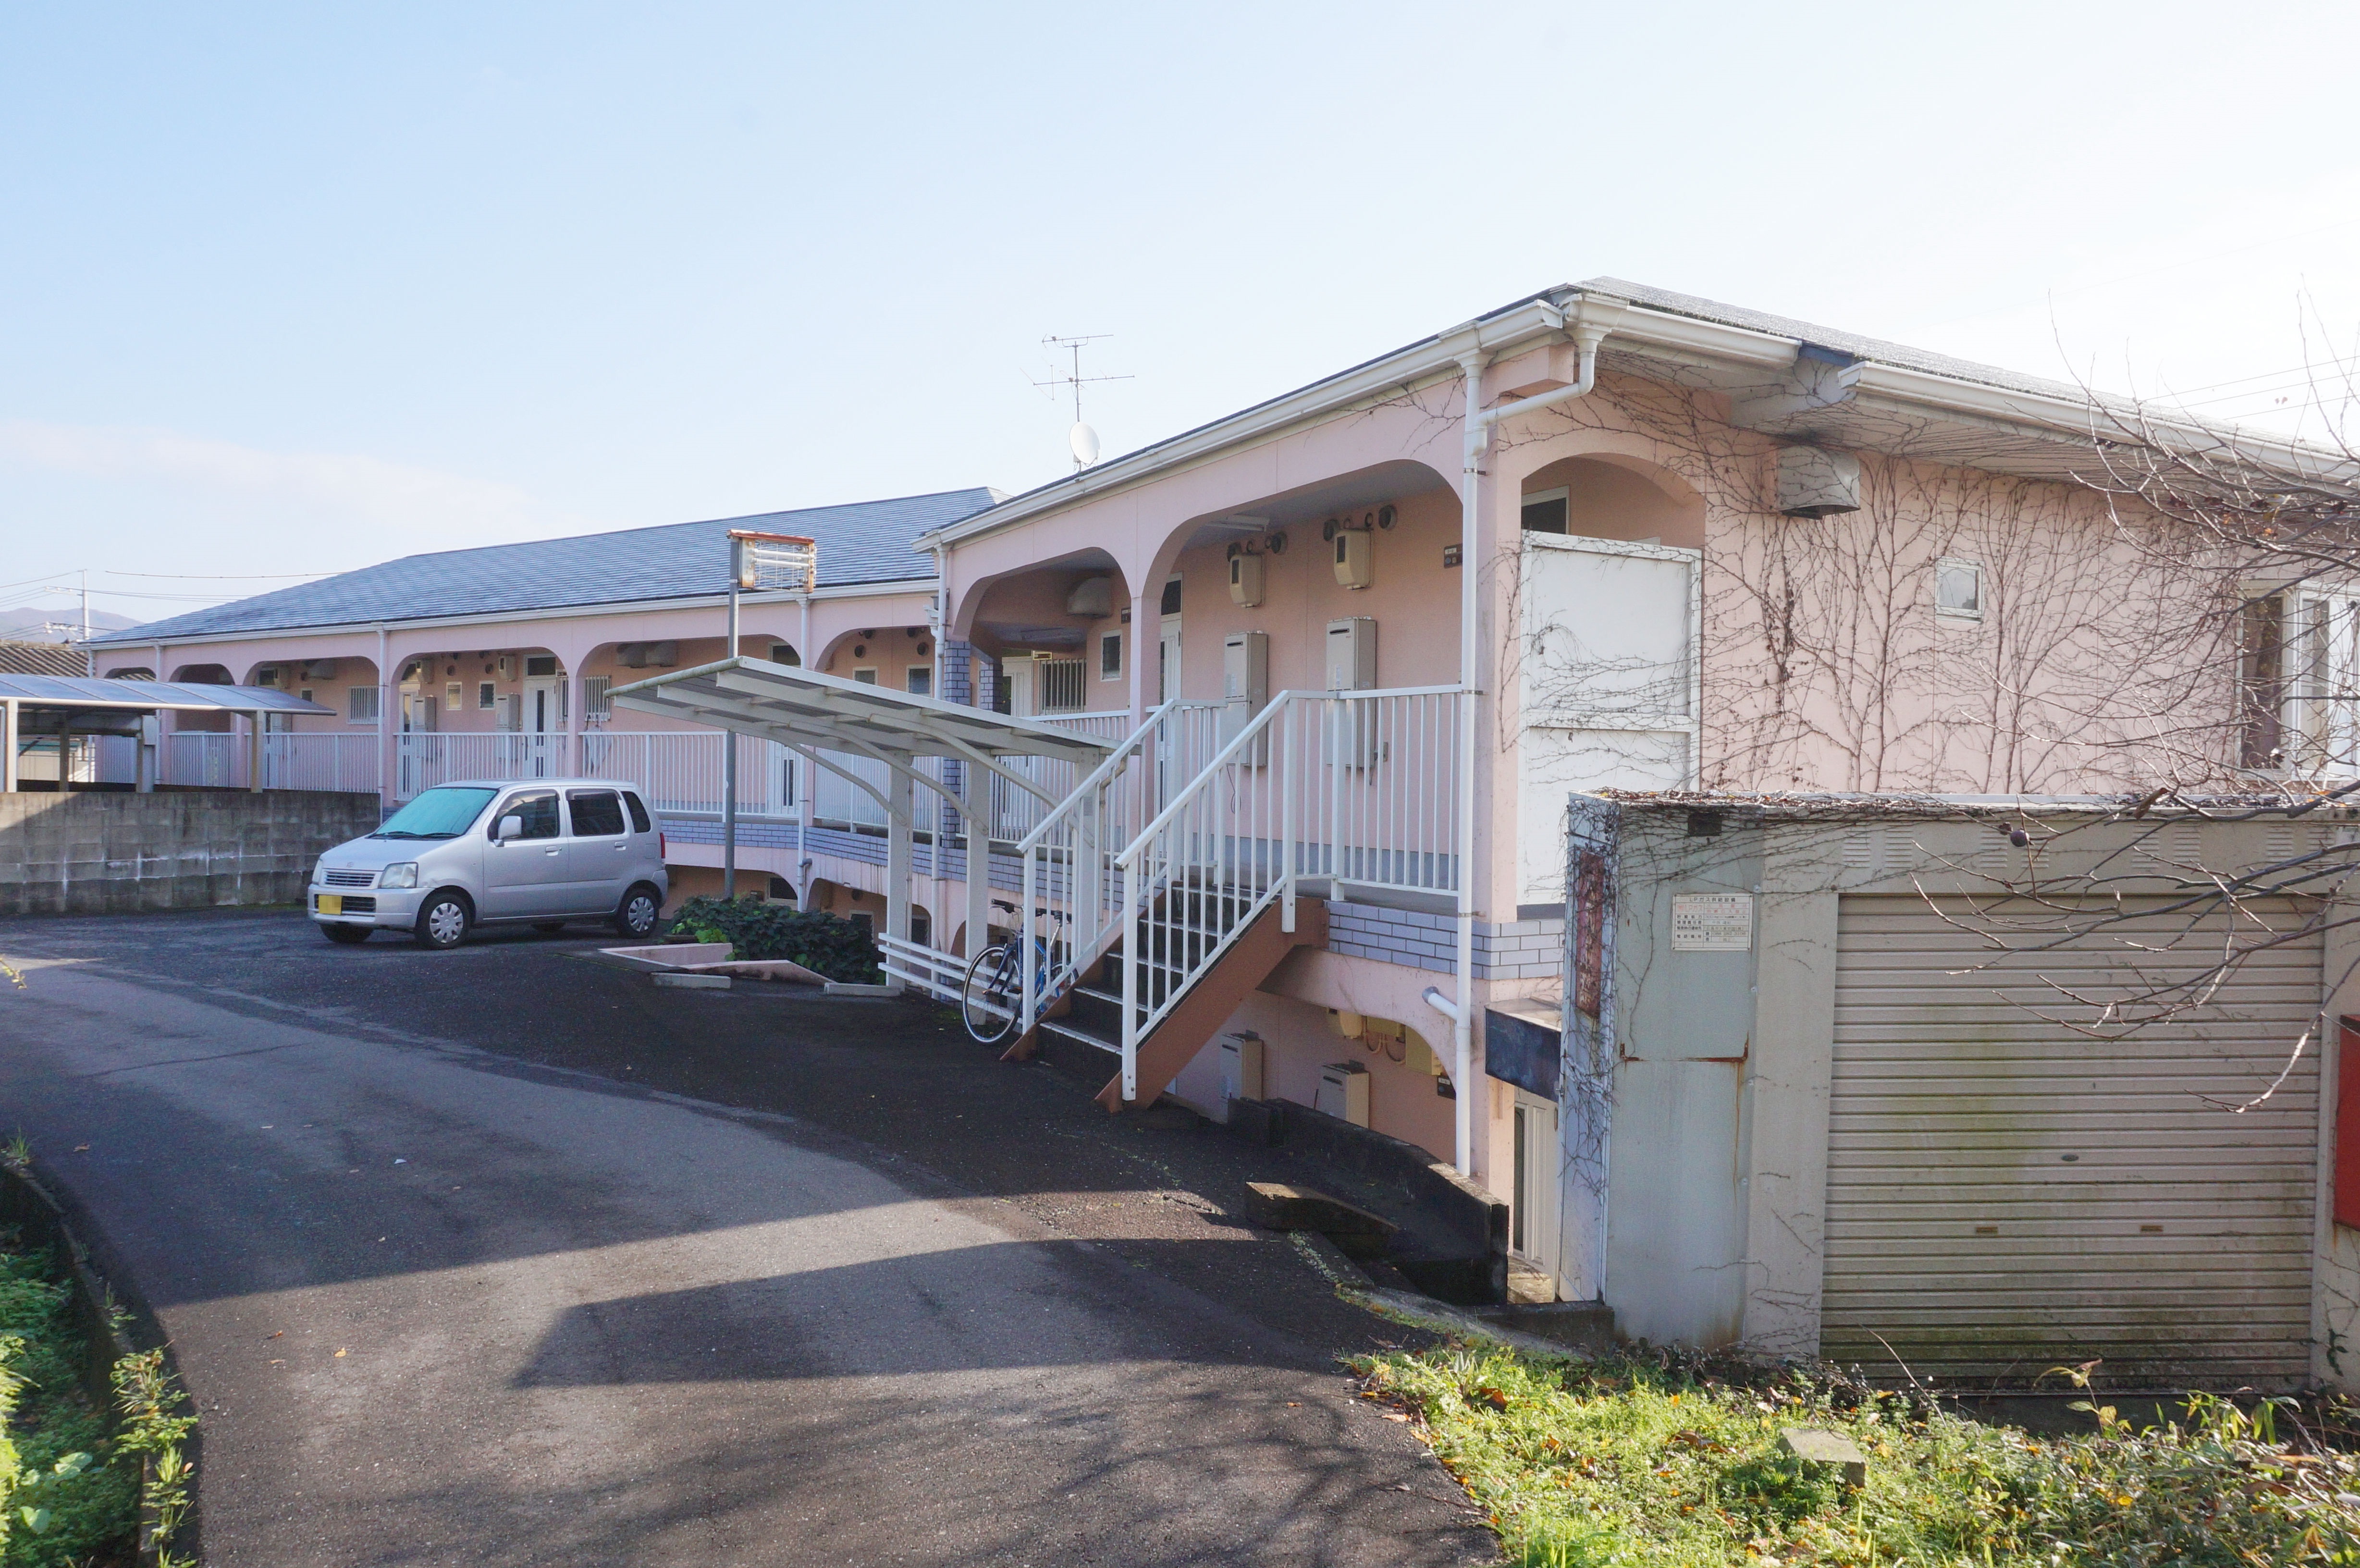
left=309, top=778, right=669, bottom=949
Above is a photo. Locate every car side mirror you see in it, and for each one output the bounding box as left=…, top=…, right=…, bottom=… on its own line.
left=496, top=816, right=524, bottom=842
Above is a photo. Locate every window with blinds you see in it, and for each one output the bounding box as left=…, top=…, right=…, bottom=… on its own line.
left=583, top=676, right=611, bottom=718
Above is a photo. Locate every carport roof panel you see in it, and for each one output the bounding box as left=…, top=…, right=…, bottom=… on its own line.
left=0, top=675, right=334, bottom=714
left=607, top=657, right=1117, bottom=762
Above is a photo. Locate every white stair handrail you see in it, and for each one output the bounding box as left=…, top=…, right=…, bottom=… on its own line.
left=1105, top=684, right=1467, bottom=1102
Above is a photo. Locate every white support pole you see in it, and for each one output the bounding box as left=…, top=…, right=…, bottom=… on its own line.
left=724, top=582, right=741, bottom=899
left=248, top=710, right=264, bottom=792
left=0, top=698, right=15, bottom=792
left=1451, top=350, right=1485, bottom=1178
left=884, top=760, right=913, bottom=985
left=958, top=760, right=992, bottom=969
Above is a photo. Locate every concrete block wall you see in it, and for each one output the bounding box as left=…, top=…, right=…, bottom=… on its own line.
left=0, top=791, right=384, bottom=916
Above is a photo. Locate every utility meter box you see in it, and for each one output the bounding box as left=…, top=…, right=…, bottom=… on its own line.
left=1325, top=617, right=1377, bottom=691
left=1229, top=551, right=1266, bottom=608
left=1333, top=527, right=1374, bottom=589
left=1219, top=631, right=1270, bottom=761
left=1219, top=1033, right=1266, bottom=1104
left=1325, top=617, right=1380, bottom=767
left=1315, top=1061, right=1371, bottom=1127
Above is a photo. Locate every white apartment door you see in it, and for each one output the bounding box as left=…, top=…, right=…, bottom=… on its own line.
left=1155, top=607, right=1184, bottom=806
left=522, top=676, right=563, bottom=775
left=1511, top=1090, right=1561, bottom=1283
left=1159, top=614, right=1182, bottom=703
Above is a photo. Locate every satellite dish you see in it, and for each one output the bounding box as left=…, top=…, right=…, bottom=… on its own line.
left=1069, top=422, right=1101, bottom=467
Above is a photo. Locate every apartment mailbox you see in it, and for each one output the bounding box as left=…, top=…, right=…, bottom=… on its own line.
left=1220, top=631, right=1269, bottom=761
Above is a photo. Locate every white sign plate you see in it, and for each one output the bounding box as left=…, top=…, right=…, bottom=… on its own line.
left=1671, top=892, right=1753, bottom=952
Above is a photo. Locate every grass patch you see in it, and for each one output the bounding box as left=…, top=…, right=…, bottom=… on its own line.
left=0, top=1228, right=196, bottom=1568
left=1357, top=1342, right=2360, bottom=1566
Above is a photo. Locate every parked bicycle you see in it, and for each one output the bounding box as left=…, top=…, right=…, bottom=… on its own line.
left=960, top=899, right=1069, bottom=1046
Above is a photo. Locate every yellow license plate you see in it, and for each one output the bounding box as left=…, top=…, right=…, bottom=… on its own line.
left=317, top=894, right=343, bottom=915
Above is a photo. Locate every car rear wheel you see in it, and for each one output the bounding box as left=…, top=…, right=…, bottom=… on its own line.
left=614, top=884, right=662, bottom=940
left=322, top=924, right=372, bottom=945
left=416, top=892, right=471, bottom=950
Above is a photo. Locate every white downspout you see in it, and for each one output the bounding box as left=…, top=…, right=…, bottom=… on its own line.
left=1446, top=302, right=1614, bottom=1180
left=1450, top=350, right=1486, bottom=1177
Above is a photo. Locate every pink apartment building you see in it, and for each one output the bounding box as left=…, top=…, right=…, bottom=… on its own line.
left=85, top=281, right=2300, bottom=1306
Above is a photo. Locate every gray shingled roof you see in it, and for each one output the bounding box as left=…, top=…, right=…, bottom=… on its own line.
left=93, top=488, right=997, bottom=647
left=1581, top=277, right=2099, bottom=404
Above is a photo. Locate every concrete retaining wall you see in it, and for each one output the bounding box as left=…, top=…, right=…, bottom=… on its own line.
left=0, top=791, right=383, bottom=916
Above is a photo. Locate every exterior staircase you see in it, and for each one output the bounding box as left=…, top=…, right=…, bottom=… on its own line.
left=1029, top=898, right=1328, bottom=1110
left=984, top=685, right=1462, bottom=1114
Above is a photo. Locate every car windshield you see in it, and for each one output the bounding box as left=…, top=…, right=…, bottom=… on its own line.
left=372, top=786, right=497, bottom=840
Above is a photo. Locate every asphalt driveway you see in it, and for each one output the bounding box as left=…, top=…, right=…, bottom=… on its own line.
left=0, top=908, right=1495, bottom=1566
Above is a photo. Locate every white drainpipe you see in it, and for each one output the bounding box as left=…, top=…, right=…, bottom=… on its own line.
left=1445, top=300, right=1615, bottom=1178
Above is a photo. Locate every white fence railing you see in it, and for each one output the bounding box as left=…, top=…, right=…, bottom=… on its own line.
left=164, top=733, right=246, bottom=790
left=265, top=734, right=381, bottom=793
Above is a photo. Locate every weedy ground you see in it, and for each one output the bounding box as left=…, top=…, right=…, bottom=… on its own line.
left=1357, top=1342, right=2360, bottom=1567
left=0, top=1233, right=138, bottom=1567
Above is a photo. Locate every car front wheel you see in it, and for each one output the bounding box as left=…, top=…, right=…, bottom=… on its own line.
left=614, top=884, right=662, bottom=940
left=416, top=892, right=471, bottom=950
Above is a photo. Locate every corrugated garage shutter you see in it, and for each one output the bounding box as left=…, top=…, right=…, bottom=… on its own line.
left=1824, top=894, right=2321, bottom=1387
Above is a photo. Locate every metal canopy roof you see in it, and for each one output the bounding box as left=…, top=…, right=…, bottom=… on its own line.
left=0, top=675, right=333, bottom=715
left=607, top=657, right=1115, bottom=765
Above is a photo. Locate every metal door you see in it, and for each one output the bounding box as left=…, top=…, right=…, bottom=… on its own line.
left=522, top=677, right=561, bottom=775
left=1512, top=1090, right=1560, bottom=1279
left=1823, top=893, right=2322, bottom=1385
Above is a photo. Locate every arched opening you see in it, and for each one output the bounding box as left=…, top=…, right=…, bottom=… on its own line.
left=1518, top=456, right=1706, bottom=550
left=168, top=664, right=236, bottom=733
left=960, top=551, right=1129, bottom=718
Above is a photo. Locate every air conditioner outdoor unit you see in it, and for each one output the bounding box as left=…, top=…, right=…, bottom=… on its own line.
left=299, top=659, right=338, bottom=681
left=644, top=641, right=678, bottom=669
left=1065, top=576, right=1115, bottom=617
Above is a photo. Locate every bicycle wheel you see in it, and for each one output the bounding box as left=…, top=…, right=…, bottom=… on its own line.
left=960, top=944, right=1020, bottom=1045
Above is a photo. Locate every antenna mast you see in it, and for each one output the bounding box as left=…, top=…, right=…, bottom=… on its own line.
left=1033, top=334, right=1133, bottom=471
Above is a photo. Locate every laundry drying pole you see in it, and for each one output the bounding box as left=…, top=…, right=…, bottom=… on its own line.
left=722, top=531, right=818, bottom=898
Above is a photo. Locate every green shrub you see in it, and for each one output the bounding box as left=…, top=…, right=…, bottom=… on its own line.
left=666, top=896, right=882, bottom=983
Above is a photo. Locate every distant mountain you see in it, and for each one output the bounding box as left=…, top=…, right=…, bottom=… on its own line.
left=0, top=608, right=143, bottom=643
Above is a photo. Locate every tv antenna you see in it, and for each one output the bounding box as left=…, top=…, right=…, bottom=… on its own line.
left=1033, top=333, right=1132, bottom=471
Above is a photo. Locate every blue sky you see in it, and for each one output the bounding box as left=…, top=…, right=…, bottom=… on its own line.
left=6, top=1, right=2359, bottom=626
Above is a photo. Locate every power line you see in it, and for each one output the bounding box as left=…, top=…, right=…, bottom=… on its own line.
left=105, top=569, right=331, bottom=580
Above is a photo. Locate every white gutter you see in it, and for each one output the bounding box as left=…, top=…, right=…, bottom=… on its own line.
left=87, top=577, right=935, bottom=654
left=1432, top=295, right=1625, bottom=1180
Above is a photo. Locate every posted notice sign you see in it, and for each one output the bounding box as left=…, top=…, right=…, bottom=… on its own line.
left=1671, top=893, right=1753, bottom=952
